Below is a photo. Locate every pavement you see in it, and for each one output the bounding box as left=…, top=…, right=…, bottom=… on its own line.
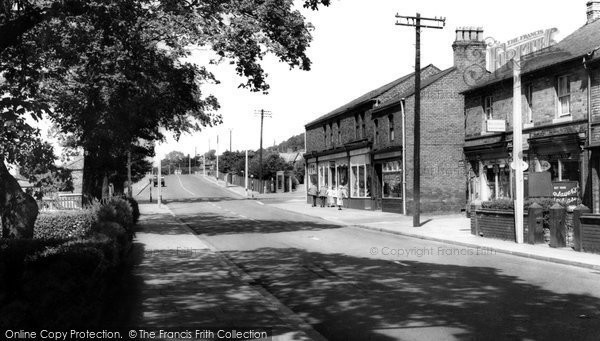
left=202, top=175, right=600, bottom=271
left=130, top=203, right=327, bottom=341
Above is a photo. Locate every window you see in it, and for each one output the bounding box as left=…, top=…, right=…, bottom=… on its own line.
left=557, top=76, right=570, bottom=117
left=360, top=113, right=366, bottom=138
left=350, top=156, right=370, bottom=198
left=388, top=114, right=395, bottom=141
left=329, top=123, right=333, bottom=147
left=337, top=119, right=342, bottom=145
left=549, top=159, right=579, bottom=182
left=354, top=114, right=360, bottom=139
left=484, top=96, right=493, bottom=120
left=323, top=125, right=327, bottom=146
left=374, top=119, right=379, bottom=145
left=318, top=164, right=329, bottom=187
left=525, top=84, right=533, bottom=124
left=382, top=161, right=402, bottom=198
left=308, top=164, right=317, bottom=188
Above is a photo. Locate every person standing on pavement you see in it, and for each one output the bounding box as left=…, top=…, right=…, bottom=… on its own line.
left=336, top=185, right=346, bottom=210
left=326, top=186, right=335, bottom=207
left=318, top=186, right=328, bottom=207
left=308, top=185, right=318, bottom=207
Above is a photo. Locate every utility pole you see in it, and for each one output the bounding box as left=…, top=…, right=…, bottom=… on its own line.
left=513, top=58, right=524, bottom=243
left=127, top=149, right=132, bottom=197
left=188, top=153, right=191, bottom=175
left=216, top=135, right=219, bottom=179
left=395, top=12, right=445, bottom=227
left=229, top=128, right=232, bottom=152
left=254, top=109, right=272, bottom=181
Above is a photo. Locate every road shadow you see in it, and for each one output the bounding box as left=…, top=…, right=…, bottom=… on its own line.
left=162, top=197, right=244, bottom=204
left=177, top=213, right=343, bottom=236
left=221, top=247, right=600, bottom=341
left=113, top=242, right=307, bottom=338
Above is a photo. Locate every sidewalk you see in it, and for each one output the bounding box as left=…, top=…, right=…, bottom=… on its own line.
left=268, top=200, right=600, bottom=270
left=200, top=175, right=600, bottom=270
left=130, top=203, right=325, bottom=340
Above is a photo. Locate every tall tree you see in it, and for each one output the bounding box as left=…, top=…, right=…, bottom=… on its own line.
left=0, top=0, right=333, bottom=232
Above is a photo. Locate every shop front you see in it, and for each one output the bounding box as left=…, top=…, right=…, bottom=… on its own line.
left=465, top=140, right=512, bottom=202
left=372, top=147, right=404, bottom=213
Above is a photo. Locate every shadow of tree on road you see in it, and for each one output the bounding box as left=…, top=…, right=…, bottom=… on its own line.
left=115, top=243, right=309, bottom=339
left=221, top=247, right=600, bottom=341
left=178, top=214, right=343, bottom=236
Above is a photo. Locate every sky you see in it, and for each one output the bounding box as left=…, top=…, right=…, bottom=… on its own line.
left=44, top=0, right=590, bottom=159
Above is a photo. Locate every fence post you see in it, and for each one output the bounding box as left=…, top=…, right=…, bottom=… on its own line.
left=549, top=203, right=566, bottom=248
left=527, top=203, right=544, bottom=245
left=470, top=200, right=481, bottom=235
left=573, top=204, right=591, bottom=252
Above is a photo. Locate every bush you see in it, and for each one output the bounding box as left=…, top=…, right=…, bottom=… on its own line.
left=34, top=209, right=97, bottom=240
left=98, top=198, right=133, bottom=230
left=125, top=197, right=140, bottom=225
left=481, top=198, right=514, bottom=210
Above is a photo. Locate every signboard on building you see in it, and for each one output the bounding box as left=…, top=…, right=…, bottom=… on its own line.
left=487, top=28, right=559, bottom=72
left=552, top=181, right=579, bottom=205
left=486, top=119, right=506, bottom=132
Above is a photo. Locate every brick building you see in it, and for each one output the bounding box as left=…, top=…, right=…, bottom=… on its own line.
left=463, top=2, right=600, bottom=212
left=304, top=27, right=487, bottom=213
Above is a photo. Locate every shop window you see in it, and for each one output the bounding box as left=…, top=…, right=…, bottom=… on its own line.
left=319, top=164, right=329, bottom=187
left=525, top=84, right=533, bottom=124
left=389, top=114, right=395, bottom=141
left=549, top=159, right=579, bottom=182
left=338, top=165, right=349, bottom=187
left=382, top=160, right=402, bottom=198
left=483, top=163, right=510, bottom=200
left=557, top=75, right=570, bottom=117
left=308, top=164, right=317, bottom=188
left=329, top=161, right=337, bottom=187
left=351, top=164, right=370, bottom=198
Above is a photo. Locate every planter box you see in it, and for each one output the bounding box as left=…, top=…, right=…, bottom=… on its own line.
left=473, top=209, right=528, bottom=241
left=579, top=214, right=600, bottom=254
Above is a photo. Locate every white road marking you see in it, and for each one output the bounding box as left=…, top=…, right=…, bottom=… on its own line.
left=256, top=201, right=265, bottom=205
left=176, top=175, right=196, bottom=196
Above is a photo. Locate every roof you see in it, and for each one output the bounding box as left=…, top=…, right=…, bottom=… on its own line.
left=279, top=152, right=302, bottom=163
left=465, top=20, right=600, bottom=92
left=305, top=64, right=440, bottom=128
left=372, top=67, right=458, bottom=113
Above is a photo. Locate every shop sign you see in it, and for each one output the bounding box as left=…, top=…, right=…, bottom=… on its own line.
left=487, top=119, right=506, bottom=132
left=552, top=181, right=579, bottom=205
left=487, top=28, right=559, bottom=72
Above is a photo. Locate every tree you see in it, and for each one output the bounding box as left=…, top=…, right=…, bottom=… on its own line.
left=0, top=0, right=333, bottom=232
left=249, top=151, right=291, bottom=180
left=218, top=151, right=246, bottom=174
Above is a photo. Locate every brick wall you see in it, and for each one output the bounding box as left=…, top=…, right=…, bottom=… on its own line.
left=402, top=70, right=468, bottom=213
left=465, top=63, right=590, bottom=139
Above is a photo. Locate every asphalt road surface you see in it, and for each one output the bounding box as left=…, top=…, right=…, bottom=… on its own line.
left=153, top=174, right=600, bottom=341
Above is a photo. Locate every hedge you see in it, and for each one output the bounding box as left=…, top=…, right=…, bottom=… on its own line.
left=481, top=198, right=568, bottom=211
left=34, top=209, right=97, bottom=240
left=1, top=197, right=140, bottom=329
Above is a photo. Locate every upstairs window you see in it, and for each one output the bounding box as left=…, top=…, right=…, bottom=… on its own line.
left=388, top=114, right=395, bottom=141
left=360, top=113, right=366, bottom=139
left=557, top=76, right=570, bottom=117
left=329, top=123, right=333, bottom=147
left=484, top=96, right=493, bottom=120
left=337, top=120, right=342, bottom=145
left=323, top=125, right=327, bottom=146
left=354, top=114, right=360, bottom=139
left=374, top=119, right=380, bottom=145
left=525, top=84, right=533, bottom=124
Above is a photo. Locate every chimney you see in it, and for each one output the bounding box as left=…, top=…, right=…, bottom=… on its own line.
left=452, top=27, right=486, bottom=72
left=588, top=1, right=600, bottom=24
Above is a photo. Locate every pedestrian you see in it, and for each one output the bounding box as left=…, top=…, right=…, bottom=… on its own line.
left=308, top=185, right=318, bottom=207
left=336, top=186, right=347, bottom=210
left=326, top=186, right=335, bottom=207
left=318, top=186, right=328, bottom=207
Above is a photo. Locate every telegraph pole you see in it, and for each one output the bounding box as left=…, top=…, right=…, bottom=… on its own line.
left=229, top=129, right=232, bottom=151
left=395, top=12, right=445, bottom=227
left=255, top=109, right=272, bottom=181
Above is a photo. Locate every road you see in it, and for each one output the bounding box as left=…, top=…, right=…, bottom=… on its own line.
left=151, top=174, right=600, bottom=340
